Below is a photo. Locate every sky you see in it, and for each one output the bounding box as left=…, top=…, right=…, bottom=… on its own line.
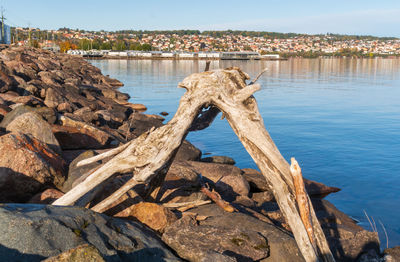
left=2, top=0, right=400, bottom=37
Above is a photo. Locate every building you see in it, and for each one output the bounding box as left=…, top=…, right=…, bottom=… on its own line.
left=0, top=22, right=11, bottom=44
left=221, top=52, right=261, bottom=60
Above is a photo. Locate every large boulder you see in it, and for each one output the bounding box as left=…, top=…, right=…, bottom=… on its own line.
left=163, top=204, right=304, bottom=262
left=0, top=133, right=66, bottom=202
left=6, top=112, right=61, bottom=154
left=0, top=204, right=180, bottom=262
left=52, top=116, right=119, bottom=150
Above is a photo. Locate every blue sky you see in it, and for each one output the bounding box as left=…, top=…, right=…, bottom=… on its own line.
left=2, top=0, right=400, bottom=37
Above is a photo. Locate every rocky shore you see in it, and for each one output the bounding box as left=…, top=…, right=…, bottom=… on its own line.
left=0, top=45, right=397, bottom=262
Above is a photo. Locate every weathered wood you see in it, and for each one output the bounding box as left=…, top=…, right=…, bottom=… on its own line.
left=53, top=68, right=334, bottom=262
left=291, top=158, right=316, bottom=247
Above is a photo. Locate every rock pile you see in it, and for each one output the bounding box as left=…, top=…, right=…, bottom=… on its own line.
left=0, top=45, right=396, bottom=261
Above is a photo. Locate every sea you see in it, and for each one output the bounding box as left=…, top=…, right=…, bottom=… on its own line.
left=90, top=58, right=400, bottom=247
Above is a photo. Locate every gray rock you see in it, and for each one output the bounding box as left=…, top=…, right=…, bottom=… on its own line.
left=163, top=204, right=304, bottom=262
left=6, top=112, right=61, bottom=154
left=0, top=204, right=181, bottom=262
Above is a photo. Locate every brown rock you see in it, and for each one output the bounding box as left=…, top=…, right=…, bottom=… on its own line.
left=128, top=103, right=147, bottom=111
left=52, top=116, right=119, bottom=149
left=157, top=161, right=206, bottom=204
left=28, top=188, right=64, bottom=204
left=201, top=156, right=236, bottom=165
left=175, top=140, right=202, bottom=161
left=242, top=168, right=340, bottom=197
left=42, top=244, right=105, bottom=262
left=115, top=202, right=177, bottom=233
left=57, top=102, right=74, bottom=113
left=215, top=174, right=250, bottom=201
left=0, top=132, right=66, bottom=202
left=188, top=161, right=242, bottom=183
left=242, top=168, right=271, bottom=192
left=384, top=246, right=400, bottom=262
left=6, top=112, right=61, bottom=154
left=44, top=87, right=66, bottom=108
left=303, top=178, right=341, bottom=198
left=252, top=191, right=275, bottom=203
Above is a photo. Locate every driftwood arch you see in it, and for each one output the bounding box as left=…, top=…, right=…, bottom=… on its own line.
left=53, top=67, right=335, bottom=262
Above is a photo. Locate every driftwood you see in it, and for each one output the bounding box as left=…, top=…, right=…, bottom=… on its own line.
left=200, top=185, right=236, bottom=213
left=53, top=67, right=334, bottom=262
left=291, top=158, right=316, bottom=247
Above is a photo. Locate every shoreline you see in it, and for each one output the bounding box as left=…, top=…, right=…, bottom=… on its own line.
left=83, top=55, right=398, bottom=61
left=0, top=45, right=397, bottom=261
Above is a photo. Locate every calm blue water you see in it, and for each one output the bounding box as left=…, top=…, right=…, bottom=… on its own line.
left=90, top=58, right=400, bottom=247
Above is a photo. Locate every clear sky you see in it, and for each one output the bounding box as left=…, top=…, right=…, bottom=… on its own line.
left=2, top=0, right=400, bottom=37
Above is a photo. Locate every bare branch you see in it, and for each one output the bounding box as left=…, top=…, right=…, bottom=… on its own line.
left=249, top=68, right=268, bottom=85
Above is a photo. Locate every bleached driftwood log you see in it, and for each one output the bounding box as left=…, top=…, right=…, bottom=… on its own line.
left=53, top=67, right=334, bottom=262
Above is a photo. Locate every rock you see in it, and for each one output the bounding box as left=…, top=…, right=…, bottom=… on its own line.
left=303, top=178, right=341, bottom=198
left=28, top=188, right=64, bottom=204
left=242, top=168, right=271, bottom=192
left=215, top=174, right=250, bottom=201
left=242, top=168, right=340, bottom=198
left=62, top=150, right=101, bottom=193
left=34, top=106, right=57, bottom=124
left=176, top=140, right=202, bottom=161
left=57, top=102, right=74, bottom=113
left=163, top=204, right=303, bottom=262
left=201, top=156, right=236, bottom=165
left=6, top=112, right=61, bottom=154
left=73, top=107, right=99, bottom=124
left=252, top=191, right=275, bottom=203
left=42, top=244, right=105, bottom=262
left=44, top=87, right=66, bottom=108
left=115, top=202, right=177, bottom=233
left=130, top=103, right=147, bottom=111
left=312, top=199, right=380, bottom=262
left=52, top=116, right=119, bottom=150
left=160, top=111, right=169, bottom=116
left=157, top=161, right=206, bottom=204
left=0, top=204, right=180, bottom=261
left=0, top=133, right=66, bottom=202
left=87, top=175, right=144, bottom=215
left=0, top=104, right=33, bottom=128
left=188, top=161, right=242, bottom=183
left=121, top=112, right=164, bottom=138
left=383, top=246, right=400, bottom=262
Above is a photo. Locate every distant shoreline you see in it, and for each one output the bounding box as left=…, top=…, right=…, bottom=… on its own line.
left=83, top=56, right=398, bottom=61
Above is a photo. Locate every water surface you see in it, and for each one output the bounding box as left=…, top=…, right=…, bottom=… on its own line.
left=90, top=58, right=400, bottom=247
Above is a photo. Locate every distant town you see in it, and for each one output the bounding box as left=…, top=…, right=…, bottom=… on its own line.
left=3, top=26, right=400, bottom=58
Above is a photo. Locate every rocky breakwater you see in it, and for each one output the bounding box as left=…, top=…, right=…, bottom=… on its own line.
left=0, top=45, right=396, bottom=261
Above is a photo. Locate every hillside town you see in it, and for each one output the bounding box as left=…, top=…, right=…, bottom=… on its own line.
left=7, top=27, right=400, bottom=58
